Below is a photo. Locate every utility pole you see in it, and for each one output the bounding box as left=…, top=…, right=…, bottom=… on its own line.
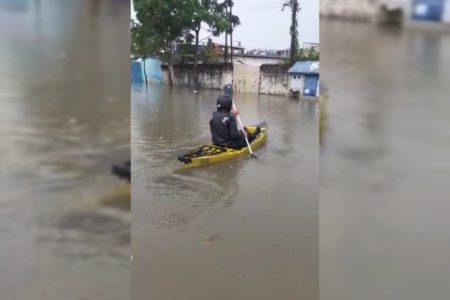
left=230, top=1, right=233, bottom=64
left=224, top=2, right=228, bottom=62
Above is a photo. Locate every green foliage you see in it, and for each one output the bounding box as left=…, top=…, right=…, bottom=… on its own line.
left=133, top=0, right=196, bottom=58
left=295, top=48, right=319, bottom=62
left=132, top=0, right=241, bottom=87
left=131, top=20, right=160, bottom=59
left=214, top=0, right=240, bottom=35
left=308, top=47, right=319, bottom=61
left=201, top=38, right=220, bottom=63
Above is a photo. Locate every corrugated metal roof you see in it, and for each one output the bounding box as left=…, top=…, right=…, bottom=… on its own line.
left=288, top=61, right=320, bottom=74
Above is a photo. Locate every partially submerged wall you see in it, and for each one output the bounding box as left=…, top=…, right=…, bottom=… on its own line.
left=161, top=63, right=232, bottom=90
left=160, top=63, right=303, bottom=97
left=259, top=64, right=289, bottom=96
left=233, top=63, right=260, bottom=94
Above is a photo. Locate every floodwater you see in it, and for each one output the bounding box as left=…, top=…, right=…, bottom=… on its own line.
left=321, top=20, right=450, bottom=300
left=132, top=85, right=319, bottom=299
left=0, top=1, right=130, bottom=299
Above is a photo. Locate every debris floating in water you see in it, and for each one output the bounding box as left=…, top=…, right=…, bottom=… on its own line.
left=202, top=234, right=211, bottom=245
left=202, top=233, right=220, bottom=245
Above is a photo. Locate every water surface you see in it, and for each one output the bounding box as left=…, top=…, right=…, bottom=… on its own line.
left=0, top=1, right=130, bottom=299
left=321, top=19, right=450, bottom=300
left=132, top=84, right=319, bottom=299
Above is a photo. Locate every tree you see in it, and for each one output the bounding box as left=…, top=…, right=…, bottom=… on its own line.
left=190, top=0, right=229, bottom=90
left=133, top=0, right=196, bottom=87
left=201, top=38, right=220, bottom=63
left=216, top=0, right=240, bottom=63
left=309, top=47, right=319, bottom=61
left=131, top=20, right=161, bottom=84
left=282, top=0, right=300, bottom=65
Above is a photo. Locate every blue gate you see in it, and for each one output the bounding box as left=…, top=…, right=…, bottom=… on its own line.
left=412, top=0, right=444, bottom=22
left=144, top=58, right=162, bottom=83
left=131, top=61, right=144, bottom=83
left=303, top=75, right=319, bottom=97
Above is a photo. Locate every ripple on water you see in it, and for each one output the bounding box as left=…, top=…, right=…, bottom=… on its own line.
left=143, top=170, right=238, bottom=230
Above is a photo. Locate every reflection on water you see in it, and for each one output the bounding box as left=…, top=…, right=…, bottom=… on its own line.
left=321, top=20, right=450, bottom=300
left=0, top=1, right=130, bottom=299
left=132, top=84, right=319, bottom=299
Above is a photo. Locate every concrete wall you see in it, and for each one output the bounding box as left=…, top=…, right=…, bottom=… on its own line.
left=259, top=64, right=289, bottom=96
left=160, top=63, right=302, bottom=97
left=161, top=63, right=232, bottom=90
left=233, top=63, right=260, bottom=94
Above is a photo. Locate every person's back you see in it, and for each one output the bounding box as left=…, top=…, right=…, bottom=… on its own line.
left=210, top=95, right=243, bottom=147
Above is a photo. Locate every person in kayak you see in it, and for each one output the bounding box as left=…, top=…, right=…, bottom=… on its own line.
left=210, top=89, right=260, bottom=149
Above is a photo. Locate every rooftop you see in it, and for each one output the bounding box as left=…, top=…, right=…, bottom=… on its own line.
left=288, top=61, right=320, bottom=74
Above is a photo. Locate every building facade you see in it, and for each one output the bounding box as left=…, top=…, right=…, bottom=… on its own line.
left=288, top=61, right=320, bottom=98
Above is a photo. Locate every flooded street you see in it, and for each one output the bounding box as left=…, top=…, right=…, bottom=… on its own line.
left=132, top=85, right=318, bottom=299
left=321, top=20, right=450, bottom=300
left=0, top=1, right=130, bottom=299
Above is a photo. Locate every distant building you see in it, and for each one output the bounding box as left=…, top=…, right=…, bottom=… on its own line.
left=288, top=61, right=320, bottom=98
left=212, top=42, right=245, bottom=55
left=245, top=48, right=290, bottom=58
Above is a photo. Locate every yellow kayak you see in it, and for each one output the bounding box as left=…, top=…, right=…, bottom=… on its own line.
left=178, top=122, right=268, bottom=169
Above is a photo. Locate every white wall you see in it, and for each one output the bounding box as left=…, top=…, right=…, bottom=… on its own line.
left=259, top=73, right=288, bottom=96
left=289, top=75, right=305, bottom=92
left=161, top=63, right=292, bottom=96
left=161, top=65, right=232, bottom=90
left=233, top=64, right=260, bottom=94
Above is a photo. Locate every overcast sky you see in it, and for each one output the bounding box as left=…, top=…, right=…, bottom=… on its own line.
left=131, top=0, right=319, bottom=50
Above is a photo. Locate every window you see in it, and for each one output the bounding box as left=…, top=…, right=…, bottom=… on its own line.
left=293, top=75, right=297, bottom=79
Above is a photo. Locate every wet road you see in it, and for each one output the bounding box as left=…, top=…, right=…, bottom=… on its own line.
left=132, top=85, right=319, bottom=299
left=0, top=1, right=130, bottom=299
left=321, top=20, right=450, bottom=300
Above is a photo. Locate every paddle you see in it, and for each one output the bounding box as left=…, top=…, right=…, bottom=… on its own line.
left=232, top=101, right=257, bottom=159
